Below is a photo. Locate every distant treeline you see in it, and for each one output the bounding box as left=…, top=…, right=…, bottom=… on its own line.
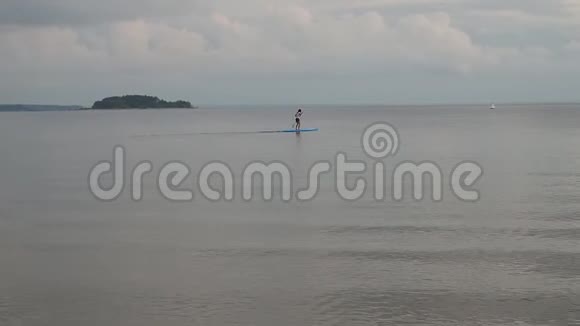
left=92, top=95, right=195, bottom=109
left=0, top=105, right=81, bottom=112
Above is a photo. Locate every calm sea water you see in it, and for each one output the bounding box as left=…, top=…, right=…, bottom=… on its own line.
left=0, top=104, right=579, bottom=325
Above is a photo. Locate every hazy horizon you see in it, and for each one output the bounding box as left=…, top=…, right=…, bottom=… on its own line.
left=3, top=101, right=580, bottom=108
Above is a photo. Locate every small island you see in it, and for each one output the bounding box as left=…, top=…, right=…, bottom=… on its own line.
left=91, top=95, right=196, bottom=110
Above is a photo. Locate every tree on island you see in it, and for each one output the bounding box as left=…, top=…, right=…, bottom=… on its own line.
left=92, top=95, right=194, bottom=109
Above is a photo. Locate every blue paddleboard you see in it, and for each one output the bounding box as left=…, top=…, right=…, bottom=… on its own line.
left=259, top=128, right=319, bottom=134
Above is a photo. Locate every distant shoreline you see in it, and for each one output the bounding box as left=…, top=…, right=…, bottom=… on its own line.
left=0, top=105, right=200, bottom=112
left=0, top=105, right=82, bottom=112
left=0, top=95, right=199, bottom=112
left=79, top=106, right=200, bottom=111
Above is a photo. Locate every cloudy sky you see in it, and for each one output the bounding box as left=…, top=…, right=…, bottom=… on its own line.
left=1, top=0, right=579, bottom=105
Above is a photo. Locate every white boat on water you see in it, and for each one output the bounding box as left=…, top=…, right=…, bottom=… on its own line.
left=490, top=104, right=496, bottom=109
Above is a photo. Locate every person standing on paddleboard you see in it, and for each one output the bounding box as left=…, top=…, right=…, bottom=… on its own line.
left=294, top=109, right=303, bottom=130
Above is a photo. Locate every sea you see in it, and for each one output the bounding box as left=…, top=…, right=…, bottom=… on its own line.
left=0, top=104, right=579, bottom=325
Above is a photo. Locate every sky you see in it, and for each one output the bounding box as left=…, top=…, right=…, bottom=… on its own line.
left=0, top=0, right=579, bottom=105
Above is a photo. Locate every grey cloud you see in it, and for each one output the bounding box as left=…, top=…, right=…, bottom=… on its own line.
left=0, top=0, right=199, bottom=26
left=0, top=0, right=579, bottom=104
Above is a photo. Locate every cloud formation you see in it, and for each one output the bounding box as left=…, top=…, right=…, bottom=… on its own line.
left=0, top=0, right=579, bottom=104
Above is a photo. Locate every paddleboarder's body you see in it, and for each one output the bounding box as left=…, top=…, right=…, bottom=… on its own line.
left=294, top=109, right=303, bottom=130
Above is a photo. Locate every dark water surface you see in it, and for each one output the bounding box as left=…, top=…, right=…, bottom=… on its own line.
left=0, top=104, right=579, bottom=325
